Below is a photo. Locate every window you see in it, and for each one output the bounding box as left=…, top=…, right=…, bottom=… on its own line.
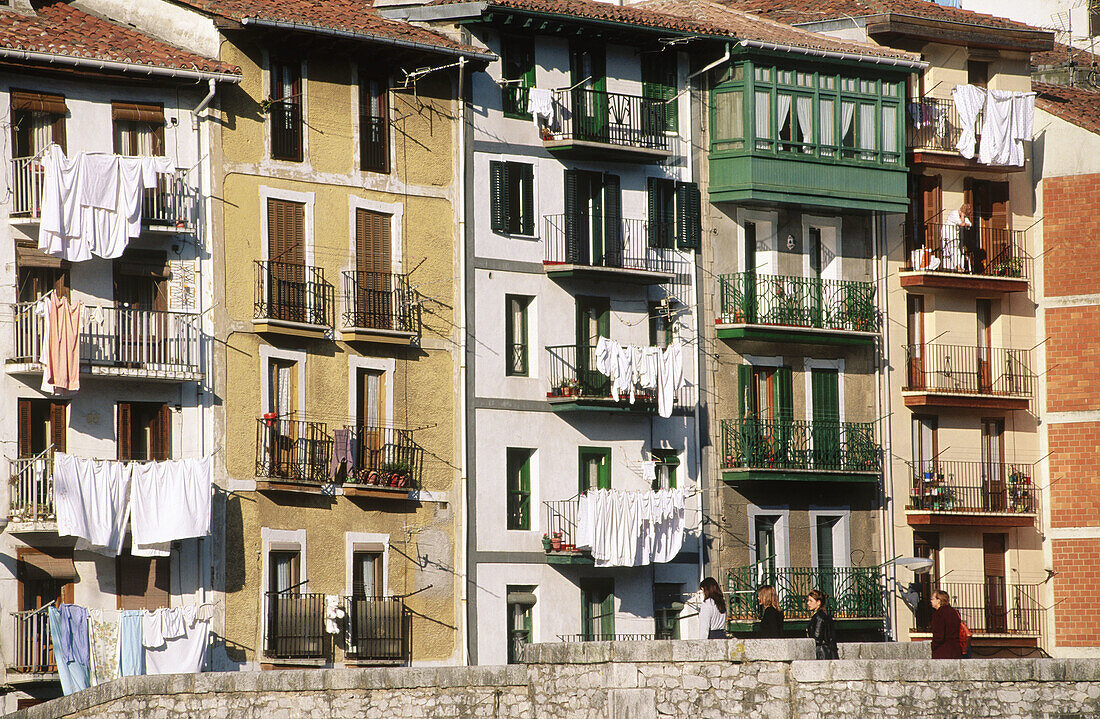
left=359, top=73, right=389, bottom=173
left=647, top=177, right=705, bottom=252
left=489, top=161, right=534, bottom=235
left=581, top=579, right=614, bottom=641
left=352, top=550, right=383, bottom=597
left=501, top=36, right=534, bottom=119
left=642, top=52, right=678, bottom=133
left=18, top=398, right=66, bottom=457
left=653, top=583, right=682, bottom=640
left=266, top=198, right=307, bottom=322
left=353, top=208, right=395, bottom=330
left=505, top=295, right=531, bottom=376
left=116, top=547, right=170, bottom=610
left=111, top=102, right=165, bottom=155
left=506, top=448, right=533, bottom=530
left=737, top=364, right=793, bottom=422
left=10, top=89, right=67, bottom=157
left=270, top=550, right=301, bottom=594
left=578, top=447, right=611, bottom=493
left=506, top=585, right=535, bottom=663
left=967, top=60, right=989, bottom=89
left=911, top=532, right=939, bottom=631
left=117, top=402, right=169, bottom=462
left=754, top=515, right=778, bottom=579
left=754, top=91, right=772, bottom=150
left=648, top=301, right=673, bottom=349
left=651, top=449, right=678, bottom=490
left=269, top=58, right=303, bottom=162
left=17, top=546, right=75, bottom=674
left=912, top=415, right=938, bottom=469
left=713, top=89, right=743, bottom=151
left=1091, top=4, right=1100, bottom=36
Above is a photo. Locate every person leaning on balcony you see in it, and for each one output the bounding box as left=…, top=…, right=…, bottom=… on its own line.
left=757, top=584, right=784, bottom=638
left=806, top=589, right=839, bottom=659
left=940, top=203, right=973, bottom=272
left=930, top=590, right=963, bottom=659
left=699, top=577, right=728, bottom=640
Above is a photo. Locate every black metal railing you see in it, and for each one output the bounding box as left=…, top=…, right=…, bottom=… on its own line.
left=557, top=633, right=656, bottom=642
left=905, top=223, right=1031, bottom=281
left=271, top=101, right=303, bottom=162
left=720, top=418, right=881, bottom=473
left=342, top=424, right=422, bottom=490
left=542, top=214, right=682, bottom=275
left=9, top=608, right=55, bottom=673
left=547, top=88, right=670, bottom=150
left=255, top=418, right=333, bottom=484
left=718, top=272, right=877, bottom=333
left=907, top=460, right=1038, bottom=514
left=543, top=496, right=582, bottom=552
left=912, top=580, right=1042, bottom=636
left=545, top=344, right=693, bottom=410
left=345, top=595, right=406, bottom=661
left=266, top=591, right=325, bottom=659
left=906, top=96, right=982, bottom=154
left=341, top=271, right=416, bottom=334
left=727, top=566, right=886, bottom=623
left=904, top=344, right=1035, bottom=398
left=360, top=115, right=388, bottom=173
left=255, top=261, right=334, bottom=327
left=503, top=85, right=531, bottom=117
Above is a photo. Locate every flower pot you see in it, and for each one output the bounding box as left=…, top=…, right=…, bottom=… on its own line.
left=551, top=537, right=562, bottom=551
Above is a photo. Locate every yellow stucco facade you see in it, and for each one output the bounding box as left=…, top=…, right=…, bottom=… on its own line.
left=209, top=34, right=463, bottom=667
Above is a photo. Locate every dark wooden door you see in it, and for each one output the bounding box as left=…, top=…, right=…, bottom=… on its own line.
left=983, top=533, right=1008, bottom=633
left=355, top=209, right=393, bottom=329
left=981, top=418, right=1006, bottom=511
left=907, top=295, right=925, bottom=388
left=977, top=299, right=993, bottom=393
left=267, top=199, right=306, bottom=322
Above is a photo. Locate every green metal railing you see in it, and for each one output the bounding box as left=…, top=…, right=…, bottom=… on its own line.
left=719, top=272, right=877, bottom=333
left=720, top=418, right=881, bottom=473
left=726, top=566, right=885, bottom=623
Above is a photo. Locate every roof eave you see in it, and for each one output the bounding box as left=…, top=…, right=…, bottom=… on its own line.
left=0, top=47, right=241, bottom=83
left=864, top=12, right=1055, bottom=53
left=736, top=38, right=926, bottom=71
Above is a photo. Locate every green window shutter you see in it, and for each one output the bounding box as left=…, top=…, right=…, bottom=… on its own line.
left=602, top=174, right=621, bottom=264
left=675, top=181, right=701, bottom=251
left=490, top=161, right=506, bottom=233
left=520, top=164, right=535, bottom=235
left=642, top=53, right=678, bottom=134
left=737, top=364, right=754, bottom=419
left=774, top=366, right=794, bottom=423
left=507, top=448, right=531, bottom=530
left=564, top=169, right=579, bottom=262
left=811, top=368, right=840, bottom=423
left=646, top=177, right=659, bottom=249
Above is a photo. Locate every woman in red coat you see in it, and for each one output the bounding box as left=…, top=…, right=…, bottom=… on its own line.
left=930, top=590, right=963, bottom=658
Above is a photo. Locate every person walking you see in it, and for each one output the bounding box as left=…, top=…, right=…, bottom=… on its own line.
left=757, top=585, right=784, bottom=638
left=698, top=577, right=728, bottom=639
left=806, top=589, right=838, bottom=659
left=930, top=590, right=963, bottom=659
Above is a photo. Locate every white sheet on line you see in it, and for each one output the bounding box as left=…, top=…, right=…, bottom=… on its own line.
left=55, top=453, right=132, bottom=557
left=130, top=457, right=213, bottom=556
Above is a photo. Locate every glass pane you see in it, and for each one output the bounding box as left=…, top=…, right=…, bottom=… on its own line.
left=755, top=91, right=772, bottom=149
left=715, top=91, right=743, bottom=142
left=819, top=99, right=834, bottom=155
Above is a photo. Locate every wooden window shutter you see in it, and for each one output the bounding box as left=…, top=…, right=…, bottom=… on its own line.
left=490, top=161, right=507, bottom=233
left=10, top=90, right=68, bottom=115
left=564, top=169, right=580, bottom=262
left=50, top=402, right=66, bottom=454
left=116, top=552, right=170, bottom=610
left=117, top=402, right=132, bottom=461
left=774, top=366, right=794, bottom=423
left=675, top=181, right=701, bottom=251
left=520, top=164, right=534, bottom=236
left=111, top=102, right=165, bottom=124
left=18, top=400, right=32, bottom=458
left=153, top=404, right=170, bottom=461
left=647, top=177, right=660, bottom=248
left=602, top=174, right=621, bottom=259
left=356, top=209, right=391, bottom=276
left=267, top=199, right=305, bottom=265
left=990, top=182, right=1009, bottom=230
left=737, top=365, right=754, bottom=419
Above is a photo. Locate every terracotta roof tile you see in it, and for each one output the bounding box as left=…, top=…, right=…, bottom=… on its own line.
left=1032, top=42, right=1100, bottom=70
left=172, top=0, right=490, bottom=56
left=0, top=1, right=239, bottom=75
left=637, top=0, right=919, bottom=61
left=1035, top=81, right=1100, bottom=137
left=430, top=0, right=731, bottom=36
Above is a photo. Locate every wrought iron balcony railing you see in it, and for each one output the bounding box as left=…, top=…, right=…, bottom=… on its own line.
left=906, top=97, right=982, bottom=154
left=254, top=261, right=334, bottom=328
left=911, top=579, right=1042, bottom=636
left=255, top=418, right=333, bottom=484
left=718, top=272, right=877, bottom=333
left=720, top=418, right=881, bottom=474
left=557, top=633, right=656, bottom=642
left=503, top=85, right=531, bottom=118
left=727, top=565, right=886, bottom=623
left=344, top=595, right=406, bottom=661
left=905, top=223, right=1031, bottom=281
left=9, top=451, right=55, bottom=523
left=903, top=344, right=1035, bottom=398
left=265, top=591, right=325, bottom=659
left=341, top=271, right=416, bottom=334
left=543, top=496, right=584, bottom=554
left=547, top=88, right=670, bottom=150
left=545, top=344, right=693, bottom=410
left=11, top=302, right=201, bottom=378
left=9, top=607, right=55, bottom=673
left=907, top=460, right=1037, bottom=514
left=341, top=424, right=422, bottom=490
left=542, top=214, right=683, bottom=276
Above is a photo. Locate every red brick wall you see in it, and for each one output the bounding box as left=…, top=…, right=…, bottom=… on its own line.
left=1047, top=423, right=1100, bottom=528
left=1044, top=174, right=1100, bottom=297
left=1045, top=306, right=1100, bottom=413
left=1052, top=539, right=1100, bottom=647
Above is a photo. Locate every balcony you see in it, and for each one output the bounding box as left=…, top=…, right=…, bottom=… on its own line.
left=717, top=273, right=877, bottom=345
left=542, top=496, right=592, bottom=565
left=8, top=452, right=56, bottom=532
left=253, top=261, right=335, bottom=338
left=541, top=214, right=683, bottom=285
left=7, top=608, right=57, bottom=681
left=727, top=565, right=885, bottom=632
left=902, top=223, right=1031, bottom=293
left=720, top=418, right=881, bottom=484
left=265, top=591, right=326, bottom=662
left=339, top=424, right=422, bottom=501
left=255, top=418, right=333, bottom=492
left=541, top=88, right=673, bottom=163
left=8, top=302, right=202, bottom=381
left=344, top=595, right=407, bottom=663
left=906, top=460, right=1038, bottom=528
left=9, top=157, right=197, bottom=231
left=340, top=271, right=418, bottom=343
left=544, top=344, right=693, bottom=414
left=906, top=97, right=1026, bottom=173
left=903, top=344, right=1034, bottom=410
left=911, top=580, right=1043, bottom=646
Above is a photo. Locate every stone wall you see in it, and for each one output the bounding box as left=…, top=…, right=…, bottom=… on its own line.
left=10, top=639, right=1100, bottom=719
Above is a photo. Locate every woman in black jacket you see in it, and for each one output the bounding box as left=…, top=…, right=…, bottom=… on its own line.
left=806, top=589, right=838, bottom=659
left=757, top=584, right=784, bottom=638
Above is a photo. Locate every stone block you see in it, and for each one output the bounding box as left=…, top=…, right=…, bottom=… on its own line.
left=739, top=638, right=815, bottom=662
left=609, top=663, right=639, bottom=689
left=609, top=688, right=656, bottom=719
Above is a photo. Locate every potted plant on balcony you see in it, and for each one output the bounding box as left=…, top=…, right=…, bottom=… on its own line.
left=990, top=256, right=1023, bottom=278
left=564, top=378, right=581, bottom=397
left=380, top=461, right=412, bottom=488
left=542, top=533, right=553, bottom=552
left=550, top=531, right=563, bottom=551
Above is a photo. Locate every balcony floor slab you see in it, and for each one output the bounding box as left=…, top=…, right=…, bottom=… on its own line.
left=721, top=468, right=880, bottom=484
left=905, top=510, right=1037, bottom=528
left=342, top=485, right=415, bottom=501
left=902, top=391, right=1030, bottom=411
left=543, top=262, right=676, bottom=286
left=542, top=139, right=672, bottom=164
left=544, top=550, right=594, bottom=566
left=339, top=327, right=416, bottom=345
left=716, top=323, right=877, bottom=346
left=899, top=270, right=1028, bottom=293
left=255, top=479, right=335, bottom=496
left=5, top=362, right=202, bottom=382
left=252, top=318, right=330, bottom=339
left=3, top=670, right=59, bottom=685
left=6, top=520, right=58, bottom=534
left=909, top=149, right=1027, bottom=173
left=547, top=397, right=662, bottom=414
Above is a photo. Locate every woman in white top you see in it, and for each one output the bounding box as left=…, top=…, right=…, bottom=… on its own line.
left=699, top=577, right=728, bottom=639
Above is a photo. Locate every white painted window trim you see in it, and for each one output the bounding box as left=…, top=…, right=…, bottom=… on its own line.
left=807, top=506, right=852, bottom=570
left=741, top=353, right=783, bottom=368
left=489, top=154, right=540, bottom=239
left=746, top=504, right=790, bottom=570
left=804, top=358, right=846, bottom=424
left=344, top=532, right=390, bottom=596
left=260, top=527, right=308, bottom=656
left=347, top=355, right=396, bottom=427
left=801, top=214, right=842, bottom=281
left=259, top=345, right=308, bottom=417
left=259, top=186, right=316, bottom=267
left=736, top=208, right=778, bottom=275
left=347, top=196, right=404, bottom=276
left=262, top=55, right=309, bottom=163
left=504, top=293, right=539, bottom=380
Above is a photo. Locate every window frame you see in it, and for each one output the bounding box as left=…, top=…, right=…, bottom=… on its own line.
left=500, top=35, right=535, bottom=120
left=490, top=160, right=535, bottom=236
left=269, top=57, right=304, bottom=163
left=505, top=294, right=531, bottom=377
left=506, top=447, right=533, bottom=531
left=651, top=448, right=679, bottom=490
left=359, top=70, right=390, bottom=174
left=578, top=446, right=611, bottom=493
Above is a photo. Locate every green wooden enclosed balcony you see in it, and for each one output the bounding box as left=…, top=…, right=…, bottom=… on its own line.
left=717, top=272, right=877, bottom=345
left=727, top=565, right=886, bottom=632
left=720, top=418, right=881, bottom=483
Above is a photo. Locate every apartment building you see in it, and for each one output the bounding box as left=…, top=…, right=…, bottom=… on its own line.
left=76, top=0, right=490, bottom=668
left=0, top=0, right=238, bottom=710
left=719, top=0, right=1055, bottom=655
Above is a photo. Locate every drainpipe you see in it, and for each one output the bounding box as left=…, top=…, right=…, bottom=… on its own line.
left=686, top=43, right=731, bottom=83
left=192, top=78, right=217, bottom=130
left=456, top=55, right=471, bottom=666
left=873, top=212, right=898, bottom=642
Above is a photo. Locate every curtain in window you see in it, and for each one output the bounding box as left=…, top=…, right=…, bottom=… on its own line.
left=796, top=96, right=813, bottom=146
left=755, top=91, right=771, bottom=148
left=364, top=371, right=380, bottom=427
left=819, top=99, right=834, bottom=154
left=715, top=91, right=743, bottom=144
left=859, top=103, right=876, bottom=159
left=777, top=95, right=791, bottom=143
left=273, top=554, right=295, bottom=593
left=28, top=112, right=53, bottom=155
left=841, top=102, right=855, bottom=146
left=882, top=105, right=898, bottom=158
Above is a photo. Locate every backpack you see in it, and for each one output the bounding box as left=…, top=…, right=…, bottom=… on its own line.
left=958, top=616, right=972, bottom=654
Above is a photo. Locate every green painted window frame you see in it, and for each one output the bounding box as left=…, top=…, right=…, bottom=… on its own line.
left=581, top=578, right=615, bottom=640
left=489, top=161, right=535, bottom=236
left=505, top=294, right=531, bottom=377
left=506, top=447, right=533, bottom=530
left=646, top=178, right=700, bottom=251
left=500, top=35, right=535, bottom=120
left=578, top=446, right=611, bottom=493
left=652, top=448, right=679, bottom=490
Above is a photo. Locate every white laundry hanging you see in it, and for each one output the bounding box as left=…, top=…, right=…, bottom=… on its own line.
left=55, top=453, right=132, bottom=557
left=527, top=87, right=554, bottom=127
left=130, top=457, right=213, bottom=556
left=144, top=604, right=213, bottom=675
left=978, top=89, right=1016, bottom=166
left=952, top=84, right=986, bottom=160
left=657, top=340, right=685, bottom=419
left=576, top=488, right=686, bottom=568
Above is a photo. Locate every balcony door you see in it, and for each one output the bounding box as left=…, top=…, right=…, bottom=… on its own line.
left=737, top=365, right=792, bottom=467
left=11, top=91, right=66, bottom=217
left=911, top=414, right=938, bottom=510
left=968, top=179, right=1009, bottom=272
left=356, top=367, right=387, bottom=472
left=575, top=296, right=609, bottom=395
left=906, top=295, right=925, bottom=388
left=569, top=42, right=607, bottom=143
left=564, top=170, right=621, bottom=268
left=114, top=251, right=169, bottom=368
left=267, top=199, right=306, bottom=322
left=976, top=299, right=993, bottom=393
left=267, top=359, right=299, bottom=478
left=811, top=368, right=840, bottom=469
left=117, top=402, right=169, bottom=462
left=814, top=515, right=841, bottom=601
left=268, top=549, right=318, bottom=658
left=981, top=418, right=1006, bottom=512
left=754, top=515, right=778, bottom=584
left=16, top=548, right=74, bottom=673
left=580, top=579, right=614, bottom=641
left=808, top=226, right=824, bottom=325
left=983, top=533, right=1008, bottom=634
left=912, top=532, right=939, bottom=632
left=355, top=208, right=393, bottom=330
left=913, top=174, right=941, bottom=254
